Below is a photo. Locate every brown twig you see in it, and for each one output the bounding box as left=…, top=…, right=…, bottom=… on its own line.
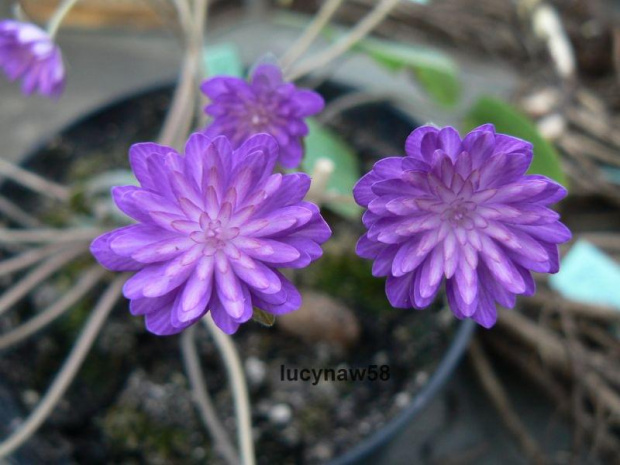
left=484, top=334, right=620, bottom=457
left=497, top=309, right=620, bottom=423
left=469, top=337, right=550, bottom=465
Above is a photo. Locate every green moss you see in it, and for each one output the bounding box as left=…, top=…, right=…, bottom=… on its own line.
left=303, top=248, right=388, bottom=317
left=101, top=406, right=196, bottom=461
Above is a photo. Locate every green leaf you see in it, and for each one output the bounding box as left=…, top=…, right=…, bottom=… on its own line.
left=355, top=38, right=461, bottom=107
left=252, top=308, right=275, bottom=327
left=203, top=43, right=244, bottom=79
left=302, top=119, right=362, bottom=219
left=464, top=96, right=568, bottom=186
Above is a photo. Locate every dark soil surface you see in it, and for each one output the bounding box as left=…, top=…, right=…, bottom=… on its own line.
left=0, top=83, right=457, bottom=464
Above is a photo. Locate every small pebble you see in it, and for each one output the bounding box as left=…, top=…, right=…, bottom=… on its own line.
left=269, top=403, right=292, bottom=425
left=415, top=371, right=429, bottom=387
left=245, top=356, right=267, bottom=386
left=22, top=389, right=39, bottom=408
left=394, top=392, right=410, bottom=408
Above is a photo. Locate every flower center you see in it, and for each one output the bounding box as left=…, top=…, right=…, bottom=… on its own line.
left=190, top=215, right=240, bottom=253
left=442, top=199, right=476, bottom=229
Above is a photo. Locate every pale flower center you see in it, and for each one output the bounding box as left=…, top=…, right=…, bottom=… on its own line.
left=190, top=215, right=240, bottom=252
left=442, top=199, right=477, bottom=229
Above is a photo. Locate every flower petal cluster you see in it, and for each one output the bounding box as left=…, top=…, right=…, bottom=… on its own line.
left=201, top=63, right=324, bottom=169
left=353, top=124, right=571, bottom=328
left=0, top=20, right=65, bottom=98
left=91, top=133, right=331, bottom=335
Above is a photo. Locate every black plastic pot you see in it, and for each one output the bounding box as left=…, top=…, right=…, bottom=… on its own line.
left=0, top=82, right=475, bottom=464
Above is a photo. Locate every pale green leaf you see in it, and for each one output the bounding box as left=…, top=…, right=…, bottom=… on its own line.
left=355, top=38, right=461, bottom=107
left=464, top=96, right=568, bottom=186
left=302, top=119, right=362, bottom=219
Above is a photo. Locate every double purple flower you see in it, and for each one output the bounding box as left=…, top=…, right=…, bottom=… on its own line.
left=91, top=133, right=331, bottom=335
left=354, top=124, right=571, bottom=328
left=0, top=20, right=65, bottom=98
left=201, top=63, right=324, bottom=169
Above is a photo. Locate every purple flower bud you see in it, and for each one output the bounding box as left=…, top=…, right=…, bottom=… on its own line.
left=200, top=63, right=324, bottom=169
left=354, top=124, right=571, bottom=328
left=0, top=20, right=65, bottom=98
left=91, top=133, right=331, bottom=335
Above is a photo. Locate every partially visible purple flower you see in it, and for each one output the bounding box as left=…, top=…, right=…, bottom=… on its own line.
left=0, top=20, right=65, bottom=98
left=200, top=63, right=324, bottom=169
left=354, top=124, right=571, bottom=328
left=90, top=133, right=331, bottom=335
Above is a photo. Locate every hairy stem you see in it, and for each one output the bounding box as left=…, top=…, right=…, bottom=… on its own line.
left=0, top=266, right=106, bottom=351
left=0, top=196, right=40, bottom=228
left=159, top=0, right=209, bottom=149
left=286, top=0, right=400, bottom=81
left=0, top=275, right=126, bottom=458
left=0, top=227, right=102, bottom=245
left=0, top=159, right=69, bottom=203
left=280, top=0, right=346, bottom=70
left=202, top=316, right=255, bottom=465
left=181, top=325, right=240, bottom=465
left=46, top=0, right=81, bottom=38
left=0, top=247, right=86, bottom=318
left=0, top=243, right=67, bottom=278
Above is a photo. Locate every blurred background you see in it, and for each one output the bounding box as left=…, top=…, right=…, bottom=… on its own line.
left=1, top=1, right=619, bottom=464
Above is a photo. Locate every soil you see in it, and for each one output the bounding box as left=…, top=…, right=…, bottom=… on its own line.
left=0, top=83, right=457, bottom=464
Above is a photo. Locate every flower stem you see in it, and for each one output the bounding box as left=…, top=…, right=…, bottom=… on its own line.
left=280, top=0, right=346, bottom=70
left=285, top=0, right=400, bottom=81
left=0, top=227, right=102, bottom=244
left=0, top=196, right=40, bottom=227
left=0, top=275, right=125, bottom=459
left=0, top=158, right=69, bottom=202
left=0, top=266, right=106, bottom=351
left=202, top=316, right=255, bottom=465
left=0, top=243, right=67, bottom=278
left=181, top=325, right=240, bottom=465
left=159, top=0, right=209, bottom=149
left=0, top=246, right=86, bottom=318
left=306, top=157, right=334, bottom=205
left=46, top=0, right=81, bottom=39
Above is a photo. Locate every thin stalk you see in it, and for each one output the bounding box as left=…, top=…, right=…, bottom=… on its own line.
left=0, top=227, right=102, bottom=244
left=0, top=247, right=86, bottom=318
left=0, top=266, right=106, bottom=351
left=280, top=0, right=346, bottom=70
left=0, top=275, right=126, bottom=459
left=306, top=158, right=334, bottom=205
left=181, top=326, right=240, bottom=465
left=0, top=243, right=70, bottom=278
left=0, top=159, right=69, bottom=202
left=0, top=196, right=40, bottom=228
left=46, top=0, right=81, bottom=39
left=286, top=0, right=401, bottom=81
left=202, top=316, right=255, bottom=465
left=194, top=0, right=210, bottom=127
left=159, top=0, right=209, bottom=149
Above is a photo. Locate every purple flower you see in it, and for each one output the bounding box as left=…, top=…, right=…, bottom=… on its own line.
left=0, top=20, right=65, bottom=98
left=200, top=63, right=324, bottom=169
left=353, top=124, right=571, bottom=328
left=90, top=133, right=331, bottom=335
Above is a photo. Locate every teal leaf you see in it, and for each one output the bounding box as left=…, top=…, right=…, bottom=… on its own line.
left=302, top=119, right=362, bottom=219
left=464, top=96, right=568, bottom=186
left=356, top=38, right=461, bottom=107
left=550, top=240, right=620, bottom=311
left=203, top=43, right=244, bottom=79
